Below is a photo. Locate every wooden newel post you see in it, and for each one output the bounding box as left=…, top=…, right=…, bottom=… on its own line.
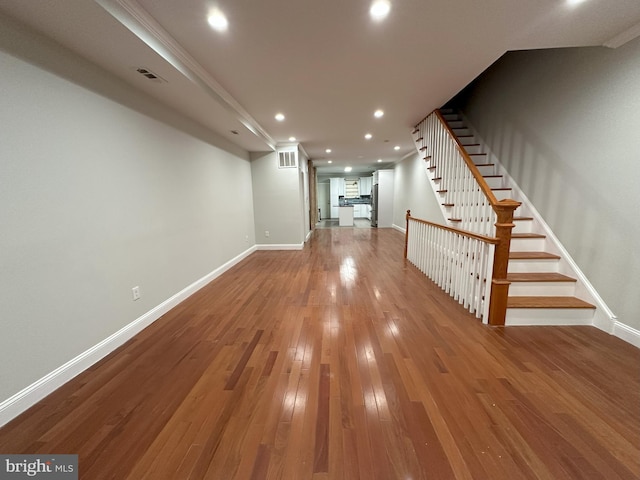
left=488, top=199, right=521, bottom=326
left=404, top=210, right=411, bottom=259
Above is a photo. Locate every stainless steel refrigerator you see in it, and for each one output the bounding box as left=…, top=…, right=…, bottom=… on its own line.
left=371, top=184, right=378, bottom=227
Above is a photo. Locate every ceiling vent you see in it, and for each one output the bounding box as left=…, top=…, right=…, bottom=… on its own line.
left=278, top=149, right=298, bottom=169
left=134, top=67, right=166, bottom=83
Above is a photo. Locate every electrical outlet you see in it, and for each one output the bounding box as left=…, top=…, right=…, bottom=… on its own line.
left=132, top=286, right=141, bottom=301
left=245, top=235, right=249, bottom=243
left=265, top=230, right=270, bottom=238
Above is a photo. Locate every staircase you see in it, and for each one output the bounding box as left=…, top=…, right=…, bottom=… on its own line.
left=413, top=109, right=599, bottom=326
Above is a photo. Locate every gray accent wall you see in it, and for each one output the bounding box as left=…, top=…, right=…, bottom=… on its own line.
left=451, top=38, right=640, bottom=331
left=0, top=18, right=256, bottom=402
left=392, top=152, right=447, bottom=228
left=251, top=152, right=305, bottom=246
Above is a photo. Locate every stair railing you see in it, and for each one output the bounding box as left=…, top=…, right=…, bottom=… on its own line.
left=404, top=210, right=497, bottom=320
left=409, top=110, right=521, bottom=325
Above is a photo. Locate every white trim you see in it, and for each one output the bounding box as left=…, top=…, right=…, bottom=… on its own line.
left=305, top=230, right=312, bottom=242
left=95, top=0, right=276, bottom=150
left=0, top=246, right=257, bottom=428
left=604, top=21, right=640, bottom=49
left=392, top=223, right=406, bottom=234
left=256, top=243, right=304, bottom=251
left=612, top=322, right=640, bottom=349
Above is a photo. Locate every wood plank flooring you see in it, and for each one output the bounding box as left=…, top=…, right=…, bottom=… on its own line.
left=1, top=227, right=638, bottom=479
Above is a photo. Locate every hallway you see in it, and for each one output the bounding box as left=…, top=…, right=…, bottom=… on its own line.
left=0, top=228, right=638, bottom=479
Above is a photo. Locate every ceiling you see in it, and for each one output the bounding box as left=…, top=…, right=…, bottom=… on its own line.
left=2, top=0, right=640, bottom=175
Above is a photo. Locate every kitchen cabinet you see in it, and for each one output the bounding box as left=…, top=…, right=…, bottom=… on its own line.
left=330, top=177, right=345, bottom=218
left=359, top=176, right=373, bottom=196
left=338, top=206, right=354, bottom=226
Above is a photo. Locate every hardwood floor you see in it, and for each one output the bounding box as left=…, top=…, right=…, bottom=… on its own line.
left=1, top=227, right=638, bottom=479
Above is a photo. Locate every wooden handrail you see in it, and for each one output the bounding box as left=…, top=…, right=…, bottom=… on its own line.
left=433, top=109, right=500, bottom=207
left=404, top=210, right=499, bottom=252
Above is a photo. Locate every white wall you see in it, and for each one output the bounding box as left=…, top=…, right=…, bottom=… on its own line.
left=0, top=18, right=256, bottom=405
left=453, top=38, right=640, bottom=331
left=251, top=152, right=304, bottom=246
left=392, top=152, right=446, bottom=228
left=299, top=150, right=311, bottom=239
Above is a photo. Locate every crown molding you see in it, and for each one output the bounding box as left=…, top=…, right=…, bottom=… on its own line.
left=95, top=0, right=276, bottom=150
left=603, top=20, right=640, bottom=48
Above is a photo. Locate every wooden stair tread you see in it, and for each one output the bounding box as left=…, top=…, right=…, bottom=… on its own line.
left=508, top=296, right=595, bottom=309
left=509, top=251, right=560, bottom=260
left=507, top=272, right=576, bottom=282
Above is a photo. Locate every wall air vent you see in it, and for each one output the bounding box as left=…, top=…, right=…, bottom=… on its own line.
left=278, top=149, right=298, bottom=168
left=134, top=67, right=166, bottom=83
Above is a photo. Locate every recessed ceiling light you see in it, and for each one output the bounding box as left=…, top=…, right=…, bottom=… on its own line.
left=567, top=0, right=586, bottom=5
left=370, top=0, right=391, bottom=21
left=207, top=9, right=228, bottom=32
left=394, top=145, right=400, bottom=150
left=377, top=159, right=382, bottom=163
left=326, top=148, right=332, bottom=153
left=365, top=133, right=372, bottom=140
left=275, top=113, right=285, bottom=121
left=328, top=160, right=332, bottom=164
left=344, top=166, right=352, bottom=172
left=374, top=109, right=384, bottom=118
left=289, top=136, right=296, bottom=142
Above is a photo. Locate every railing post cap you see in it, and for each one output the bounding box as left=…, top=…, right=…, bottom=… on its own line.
left=495, top=199, right=521, bottom=209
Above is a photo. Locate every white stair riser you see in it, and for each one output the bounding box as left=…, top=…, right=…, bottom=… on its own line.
left=508, top=259, right=559, bottom=273
left=508, top=282, right=575, bottom=296
left=454, top=128, right=471, bottom=136
left=512, top=220, right=533, bottom=234
left=483, top=176, right=503, bottom=189
left=463, top=144, right=483, bottom=154
left=442, top=114, right=460, bottom=121
left=510, top=237, right=546, bottom=251
left=506, top=308, right=595, bottom=326
left=457, top=135, right=475, bottom=145
left=447, top=120, right=465, bottom=128
left=475, top=164, right=495, bottom=174
left=492, top=189, right=514, bottom=201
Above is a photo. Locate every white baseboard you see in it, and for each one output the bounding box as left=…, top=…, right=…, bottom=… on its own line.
left=256, top=243, right=303, bottom=250
left=612, top=321, right=640, bottom=349
left=392, top=223, right=406, bottom=234
left=0, top=245, right=257, bottom=428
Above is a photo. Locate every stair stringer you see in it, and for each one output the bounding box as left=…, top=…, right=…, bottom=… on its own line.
left=457, top=111, right=616, bottom=332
